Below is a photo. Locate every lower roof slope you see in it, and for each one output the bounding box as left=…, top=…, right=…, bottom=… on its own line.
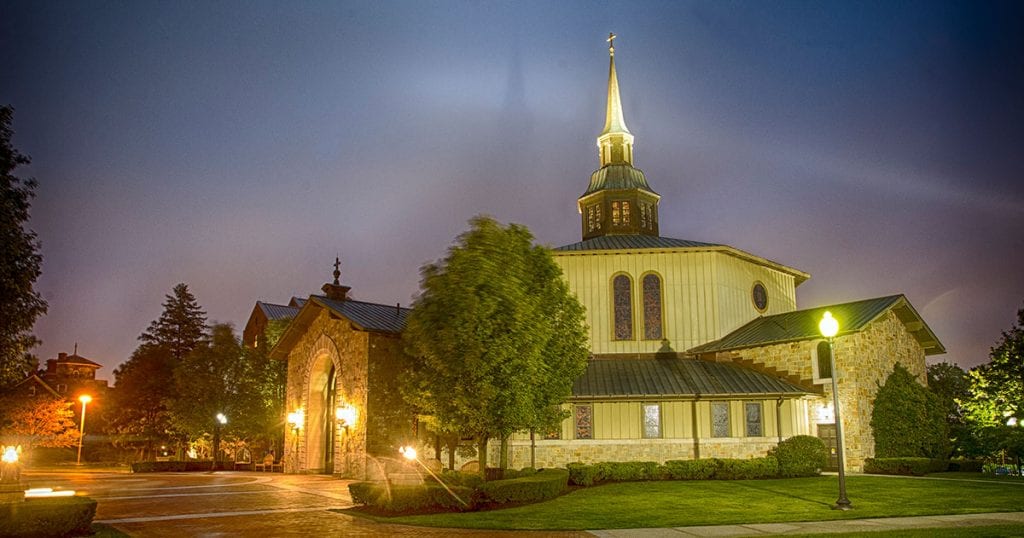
left=572, top=358, right=808, bottom=399
left=689, top=294, right=945, bottom=356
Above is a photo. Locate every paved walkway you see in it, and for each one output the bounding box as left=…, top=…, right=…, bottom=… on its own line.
left=589, top=512, right=1024, bottom=537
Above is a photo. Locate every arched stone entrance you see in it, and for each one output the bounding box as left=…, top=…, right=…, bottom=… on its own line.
left=304, top=336, right=340, bottom=474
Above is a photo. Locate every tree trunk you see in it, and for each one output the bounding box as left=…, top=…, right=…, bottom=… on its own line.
left=530, top=429, right=536, bottom=469
left=477, top=436, right=488, bottom=476
left=447, top=437, right=456, bottom=470
left=499, top=435, right=509, bottom=470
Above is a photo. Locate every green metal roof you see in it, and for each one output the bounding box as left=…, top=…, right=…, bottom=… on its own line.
left=689, top=294, right=945, bottom=356
left=554, top=235, right=719, bottom=252
left=582, top=164, right=657, bottom=196
left=572, top=358, right=808, bottom=399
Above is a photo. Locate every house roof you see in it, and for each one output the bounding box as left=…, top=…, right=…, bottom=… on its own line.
left=572, top=358, right=808, bottom=399
left=312, top=295, right=409, bottom=334
left=55, top=353, right=101, bottom=368
left=552, top=235, right=810, bottom=285
left=258, top=301, right=300, bottom=321
left=689, top=294, right=945, bottom=356
left=269, top=295, right=409, bottom=360
left=13, top=374, right=62, bottom=398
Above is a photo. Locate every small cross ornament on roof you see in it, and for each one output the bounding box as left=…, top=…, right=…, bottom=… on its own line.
left=607, top=32, right=616, bottom=52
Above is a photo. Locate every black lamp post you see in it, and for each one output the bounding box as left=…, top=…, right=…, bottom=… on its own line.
left=213, top=412, right=227, bottom=470
left=820, top=311, right=852, bottom=510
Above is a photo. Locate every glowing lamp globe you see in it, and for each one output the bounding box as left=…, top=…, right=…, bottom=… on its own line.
left=78, top=395, right=92, bottom=405
left=819, top=311, right=839, bottom=338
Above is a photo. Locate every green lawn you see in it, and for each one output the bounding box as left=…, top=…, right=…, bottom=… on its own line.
left=346, top=475, right=1024, bottom=531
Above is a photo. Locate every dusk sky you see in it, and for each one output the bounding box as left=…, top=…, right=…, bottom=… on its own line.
left=2, top=1, right=1022, bottom=377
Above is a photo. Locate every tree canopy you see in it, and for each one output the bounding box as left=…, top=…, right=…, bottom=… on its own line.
left=0, top=394, right=78, bottom=451
left=871, top=364, right=949, bottom=458
left=140, top=283, right=208, bottom=361
left=961, top=303, right=1024, bottom=459
left=402, top=216, right=589, bottom=470
left=0, top=105, right=47, bottom=388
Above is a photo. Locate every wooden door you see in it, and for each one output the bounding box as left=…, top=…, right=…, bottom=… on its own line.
left=818, top=423, right=838, bottom=471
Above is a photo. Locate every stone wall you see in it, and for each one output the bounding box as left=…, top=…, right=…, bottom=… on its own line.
left=734, top=310, right=927, bottom=471
left=483, top=437, right=781, bottom=469
left=283, top=308, right=370, bottom=478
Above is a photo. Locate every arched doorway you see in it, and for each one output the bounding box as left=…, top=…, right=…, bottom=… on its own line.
left=306, top=352, right=337, bottom=474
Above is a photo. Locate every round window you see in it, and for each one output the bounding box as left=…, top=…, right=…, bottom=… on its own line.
left=752, top=282, right=768, bottom=312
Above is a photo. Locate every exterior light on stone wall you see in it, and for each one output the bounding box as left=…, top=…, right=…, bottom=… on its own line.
left=399, top=446, right=417, bottom=461
left=819, top=311, right=852, bottom=511
left=287, top=409, right=304, bottom=432
left=335, top=404, right=358, bottom=429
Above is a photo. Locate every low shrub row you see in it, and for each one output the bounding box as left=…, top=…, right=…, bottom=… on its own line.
left=0, top=496, right=97, bottom=537
left=567, top=456, right=781, bottom=486
left=948, top=458, right=984, bottom=473
left=348, top=482, right=477, bottom=512
left=478, top=469, right=568, bottom=504
left=130, top=461, right=224, bottom=472
left=864, top=457, right=948, bottom=476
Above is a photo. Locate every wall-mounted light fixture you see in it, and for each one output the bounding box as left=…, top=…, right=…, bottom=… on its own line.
left=336, top=404, right=358, bottom=429
left=287, top=409, right=304, bottom=433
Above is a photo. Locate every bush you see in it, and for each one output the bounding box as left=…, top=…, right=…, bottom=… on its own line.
left=772, top=435, right=828, bottom=477
left=567, top=462, right=602, bottom=486
left=130, top=461, right=188, bottom=473
left=348, top=482, right=476, bottom=512
left=434, top=470, right=484, bottom=489
left=0, top=496, right=97, bottom=537
left=663, top=459, right=717, bottom=480
left=597, top=461, right=662, bottom=482
left=478, top=469, right=568, bottom=504
left=714, top=457, right=779, bottom=480
left=948, top=458, right=984, bottom=473
left=864, top=457, right=936, bottom=476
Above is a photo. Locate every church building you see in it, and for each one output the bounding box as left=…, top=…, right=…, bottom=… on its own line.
left=263, top=36, right=944, bottom=477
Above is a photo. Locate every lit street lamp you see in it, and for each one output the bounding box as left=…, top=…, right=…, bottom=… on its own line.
left=213, top=412, right=227, bottom=469
left=76, top=395, right=92, bottom=465
left=819, top=311, right=852, bottom=510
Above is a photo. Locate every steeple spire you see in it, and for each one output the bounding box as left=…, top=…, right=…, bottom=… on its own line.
left=598, top=32, right=634, bottom=167
left=576, top=34, right=660, bottom=241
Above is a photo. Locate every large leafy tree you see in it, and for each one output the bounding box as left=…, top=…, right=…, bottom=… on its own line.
left=402, top=216, right=589, bottom=471
left=140, top=283, right=208, bottom=361
left=0, top=106, right=47, bottom=388
left=927, top=361, right=973, bottom=456
left=0, top=395, right=78, bottom=455
left=871, top=364, right=949, bottom=458
left=170, top=324, right=245, bottom=455
left=110, top=283, right=208, bottom=459
left=108, top=344, right=176, bottom=460
left=962, top=304, right=1024, bottom=459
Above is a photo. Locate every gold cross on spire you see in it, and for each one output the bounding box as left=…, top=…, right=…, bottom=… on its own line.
left=607, top=32, right=616, bottom=53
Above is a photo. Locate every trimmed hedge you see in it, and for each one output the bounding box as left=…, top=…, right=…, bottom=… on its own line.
left=663, top=459, right=717, bottom=480
left=131, top=460, right=226, bottom=472
left=864, top=457, right=948, bottom=476
left=569, top=457, right=780, bottom=485
left=771, top=435, right=827, bottom=477
left=434, top=470, right=484, bottom=489
left=0, top=496, right=97, bottom=537
left=478, top=469, right=568, bottom=504
left=348, top=482, right=476, bottom=512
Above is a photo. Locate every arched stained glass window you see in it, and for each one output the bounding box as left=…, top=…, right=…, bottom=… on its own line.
left=613, top=274, right=633, bottom=340
left=816, top=341, right=833, bottom=379
left=642, top=273, right=663, bottom=340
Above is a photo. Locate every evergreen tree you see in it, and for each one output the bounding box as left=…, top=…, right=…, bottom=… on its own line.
left=140, top=283, right=208, bottom=361
left=927, top=361, right=973, bottom=456
left=402, top=216, right=589, bottom=472
left=0, top=106, right=47, bottom=388
left=871, top=364, right=949, bottom=458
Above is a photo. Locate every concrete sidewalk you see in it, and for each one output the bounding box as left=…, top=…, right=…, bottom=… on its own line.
left=589, top=512, right=1024, bottom=536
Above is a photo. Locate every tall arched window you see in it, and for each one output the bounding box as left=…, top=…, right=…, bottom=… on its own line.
left=642, top=273, right=663, bottom=340
left=816, top=341, right=833, bottom=379
left=612, top=274, right=633, bottom=340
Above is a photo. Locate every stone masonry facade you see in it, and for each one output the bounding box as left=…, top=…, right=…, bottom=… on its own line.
left=733, top=310, right=927, bottom=471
